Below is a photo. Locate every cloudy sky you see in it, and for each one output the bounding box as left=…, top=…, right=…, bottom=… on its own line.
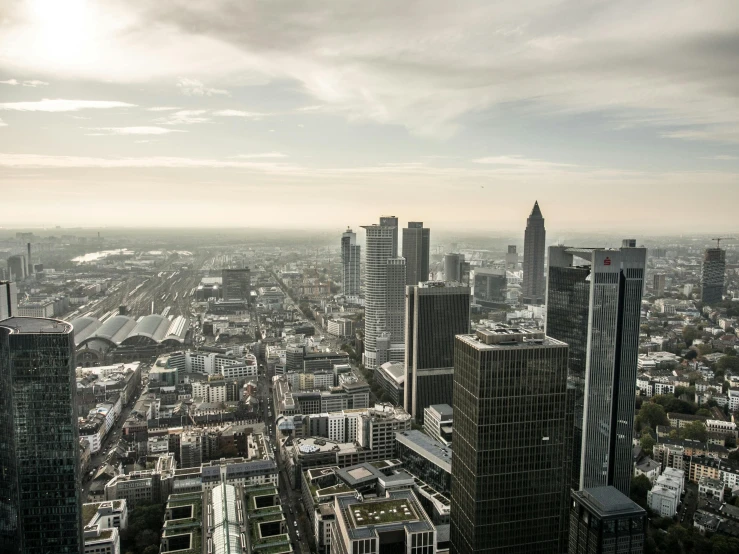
left=1, top=0, right=738, bottom=232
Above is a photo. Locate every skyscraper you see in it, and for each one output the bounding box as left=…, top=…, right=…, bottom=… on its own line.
left=362, top=217, right=404, bottom=369
left=1, top=280, right=18, bottom=320
left=505, top=244, right=518, bottom=270
left=405, top=281, right=470, bottom=422
left=653, top=273, right=666, bottom=296
left=402, top=221, right=430, bottom=286
left=385, top=257, right=407, bottom=346
left=6, top=255, right=27, bottom=282
left=341, top=228, right=361, bottom=297
left=569, top=487, right=646, bottom=554
left=522, top=201, right=546, bottom=304
left=0, top=317, right=82, bottom=553
left=701, top=247, right=726, bottom=305
left=546, top=244, right=646, bottom=495
left=221, top=268, right=251, bottom=301
left=450, top=326, right=569, bottom=554
left=444, top=253, right=468, bottom=283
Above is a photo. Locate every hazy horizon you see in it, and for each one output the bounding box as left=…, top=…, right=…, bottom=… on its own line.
left=1, top=1, right=738, bottom=232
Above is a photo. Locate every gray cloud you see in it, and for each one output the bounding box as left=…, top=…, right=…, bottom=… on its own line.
left=0, top=99, right=135, bottom=112
left=176, top=77, right=229, bottom=96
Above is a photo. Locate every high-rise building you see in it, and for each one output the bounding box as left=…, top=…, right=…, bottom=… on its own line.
left=701, top=247, right=726, bottom=305
left=653, top=273, right=666, bottom=296
left=546, top=244, right=646, bottom=496
left=444, top=253, right=468, bottom=283
left=472, top=267, right=507, bottom=308
left=450, top=326, right=569, bottom=554
left=506, top=244, right=518, bottom=270
left=522, top=201, right=546, bottom=304
left=569, top=487, right=646, bottom=554
left=402, top=221, right=430, bottom=286
left=341, top=228, right=361, bottom=297
left=379, top=215, right=399, bottom=256
left=1, top=280, right=18, bottom=320
left=405, top=281, right=470, bottom=422
left=385, top=257, right=407, bottom=346
left=362, top=217, right=403, bottom=369
left=221, top=268, right=251, bottom=301
left=6, top=255, right=27, bottom=282
left=0, top=317, right=82, bottom=553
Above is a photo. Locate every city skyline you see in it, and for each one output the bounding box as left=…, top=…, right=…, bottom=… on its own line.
left=1, top=2, right=739, bottom=230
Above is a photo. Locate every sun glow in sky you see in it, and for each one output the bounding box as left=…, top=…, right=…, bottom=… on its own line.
left=0, top=0, right=738, bottom=231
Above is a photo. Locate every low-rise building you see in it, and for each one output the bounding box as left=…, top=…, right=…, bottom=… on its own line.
left=329, top=489, right=437, bottom=554
left=423, top=404, right=453, bottom=446
left=698, top=476, right=725, bottom=501
left=375, top=361, right=405, bottom=406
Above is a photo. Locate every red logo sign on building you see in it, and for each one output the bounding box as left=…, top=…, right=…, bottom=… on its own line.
left=603, top=257, right=612, bottom=266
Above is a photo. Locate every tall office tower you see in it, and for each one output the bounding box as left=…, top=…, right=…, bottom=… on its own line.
left=450, top=326, right=569, bottom=554
left=221, top=268, right=251, bottom=301
left=402, top=221, right=430, bottom=286
left=26, top=243, right=33, bottom=276
left=653, top=273, right=666, bottom=296
left=405, top=282, right=470, bottom=422
left=362, top=218, right=401, bottom=369
left=701, top=247, right=726, bottom=305
left=0, top=317, right=82, bottom=553
left=379, top=215, right=399, bottom=256
left=472, top=268, right=507, bottom=308
left=341, top=228, right=361, bottom=297
left=522, top=201, right=546, bottom=304
left=6, top=255, right=27, bottom=282
left=546, top=244, right=646, bottom=496
left=505, top=244, right=518, bottom=270
left=569, top=487, right=646, bottom=554
left=385, top=258, right=407, bottom=346
left=1, top=280, right=18, bottom=320
left=444, top=253, right=468, bottom=283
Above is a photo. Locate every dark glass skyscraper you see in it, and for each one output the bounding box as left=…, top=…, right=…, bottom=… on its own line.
left=0, top=317, right=82, bottom=554
left=404, top=281, right=470, bottom=422
left=701, top=247, right=726, bottom=305
left=402, top=221, right=430, bottom=286
left=546, top=244, right=646, bottom=495
left=522, top=201, right=546, bottom=304
left=221, top=268, right=251, bottom=301
left=340, top=228, right=361, bottom=297
left=450, top=326, right=569, bottom=554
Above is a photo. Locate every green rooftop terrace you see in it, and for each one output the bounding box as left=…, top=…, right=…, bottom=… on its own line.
left=349, top=499, right=419, bottom=527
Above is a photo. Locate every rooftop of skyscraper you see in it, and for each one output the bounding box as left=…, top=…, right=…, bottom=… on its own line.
left=458, top=325, right=565, bottom=349
left=0, top=316, right=71, bottom=334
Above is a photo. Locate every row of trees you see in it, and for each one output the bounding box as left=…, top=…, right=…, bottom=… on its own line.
left=121, top=501, right=165, bottom=554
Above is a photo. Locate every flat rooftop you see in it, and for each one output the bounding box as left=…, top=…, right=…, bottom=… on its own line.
left=458, top=326, right=565, bottom=349
left=0, top=317, right=72, bottom=334
left=349, top=498, right=420, bottom=527
left=574, top=486, right=646, bottom=518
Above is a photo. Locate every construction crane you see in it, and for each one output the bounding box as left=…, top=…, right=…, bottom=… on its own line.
left=712, top=237, right=734, bottom=248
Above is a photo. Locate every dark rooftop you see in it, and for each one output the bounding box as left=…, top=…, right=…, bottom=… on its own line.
left=0, top=317, right=72, bottom=334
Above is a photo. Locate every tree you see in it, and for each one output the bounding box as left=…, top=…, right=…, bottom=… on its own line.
left=639, top=402, right=669, bottom=429
left=685, top=349, right=698, bottom=361
left=681, top=421, right=707, bottom=442
left=696, top=408, right=711, bottom=417
left=718, top=356, right=739, bottom=372
left=630, top=474, right=651, bottom=507
left=640, top=430, right=656, bottom=456
left=728, top=449, right=739, bottom=464
left=683, top=325, right=699, bottom=346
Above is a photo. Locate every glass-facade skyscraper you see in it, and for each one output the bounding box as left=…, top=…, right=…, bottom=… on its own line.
left=450, top=326, right=569, bottom=554
left=404, top=281, right=470, bottom=422
left=0, top=317, right=82, bottom=554
left=546, top=244, right=646, bottom=495
left=362, top=216, right=403, bottom=369
left=340, top=228, right=361, bottom=297
left=701, top=247, right=726, bottom=305
left=402, top=221, right=430, bottom=286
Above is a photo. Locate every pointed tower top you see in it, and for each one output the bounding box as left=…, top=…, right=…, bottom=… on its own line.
left=530, top=201, right=543, bottom=218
